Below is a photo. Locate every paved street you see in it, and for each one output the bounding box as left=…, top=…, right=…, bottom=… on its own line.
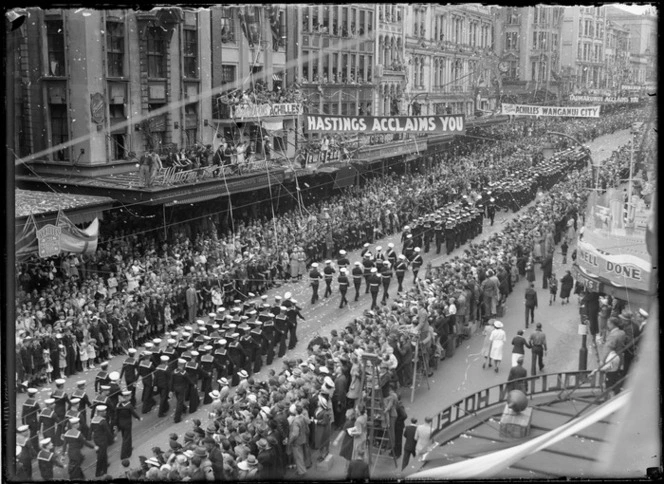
left=18, top=127, right=633, bottom=480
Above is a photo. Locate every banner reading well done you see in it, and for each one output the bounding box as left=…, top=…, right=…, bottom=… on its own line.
left=501, top=103, right=600, bottom=118
left=304, top=114, right=465, bottom=134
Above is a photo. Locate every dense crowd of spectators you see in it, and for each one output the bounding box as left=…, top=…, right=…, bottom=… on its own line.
left=112, top=123, right=642, bottom=481
left=15, top=105, right=647, bottom=392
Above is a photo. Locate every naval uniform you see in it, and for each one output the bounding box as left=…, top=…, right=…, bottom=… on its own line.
left=22, top=397, right=41, bottom=453
left=352, top=265, right=363, bottom=301
left=64, top=427, right=95, bottom=479
left=38, top=448, right=64, bottom=480
left=338, top=273, right=349, bottom=308
left=90, top=414, right=114, bottom=476
left=115, top=401, right=140, bottom=460
left=309, top=268, right=323, bottom=304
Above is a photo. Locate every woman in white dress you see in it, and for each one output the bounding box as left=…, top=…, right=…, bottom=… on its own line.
left=415, top=416, right=434, bottom=460
left=489, top=320, right=507, bottom=373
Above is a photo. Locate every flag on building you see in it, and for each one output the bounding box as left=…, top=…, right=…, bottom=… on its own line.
left=15, top=213, right=38, bottom=262
left=56, top=210, right=99, bottom=255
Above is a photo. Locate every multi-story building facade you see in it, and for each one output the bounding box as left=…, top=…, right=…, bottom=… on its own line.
left=404, top=4, right=496, bottom=117
left=559, top=6, right=608, bottom=92
left=495, top=6, right=565, bottom=101
left=12, top=7, right=213, bottom=167
left=604, top=19, right=632, bottom=92
left=375, top=4, right=406, bottom=116
left=605, top=6, right=657, bottom=90
left=209, top=5, right=297, bottom=162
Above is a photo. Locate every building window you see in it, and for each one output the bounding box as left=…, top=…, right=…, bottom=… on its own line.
left=110, top=133, right=127, bottom=160
left=185, top=128, right=198, bottom=147
left=147, top=27, right=167, bottom=78
left=506, top=32, right=518, bottom=50
left=221, top=64, right=236, bottom=90
left=367, top=11, right=373, bottom=33
left=221, top=7, right=235, bottom=42
left=183, top=28, right=198, bottom=78
left=49, top=104, right=69, bottom=161
left=302, top=51, right=310, bottom=81
left=46, top=19, right=66, bottom=76
left=106, top=21, right=124, bottom=77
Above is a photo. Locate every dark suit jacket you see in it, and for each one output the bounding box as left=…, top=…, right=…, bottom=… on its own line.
left=347, top=459, right=370, bottom=480
left=403, top=424, right=417, bottom=453
left=524, top=287, right=538, bottom=308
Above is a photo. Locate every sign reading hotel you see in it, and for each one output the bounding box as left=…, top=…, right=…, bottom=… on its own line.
left=569, top=94, right=640, bottom=104
left=501, top=103, right=601, bottom=118
left=304, top=114, right=465, bottom=134
left=231, top=102, right=303, bottom=119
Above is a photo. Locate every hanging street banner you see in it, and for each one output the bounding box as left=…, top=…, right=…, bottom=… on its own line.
left=231, top=102, right=303, bottom=119
left=304, top=114, right=466, bottom=134
left=501, top=103, right=601, bottom=118
left=569, top=94, right=640, bottom=104
left=36, top=224, right=62, bottom=258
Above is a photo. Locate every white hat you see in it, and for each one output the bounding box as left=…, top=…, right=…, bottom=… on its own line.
left=39, top=438, right=52, bottom=447
left=17, top=424, right=29, bottom=433
left=388, top=243, right=394, bottom=248
left=97, top=405, right=107, bottom=412
left=69, top=417, right=80, bottom=424
left=209, top=390, right=221, bottom=399
left=190, top=351, right=199, bottom=357
left=178, top=358, right=186, bottom=364
left=218, top=377, right=229, bottom=386
left=284, top=292, right=292, bottom=300
left=208, top=313, right=217, bottom=318
left=121, top=390, right=132, bottom=397
left=160, top=355, right=170, bottom=362
left=311, top=263, right=318, bottom=268
left=55, top=378, right=65, bottom=385
left=128, top=348, right=137, bottom=354
left=354, top=261, right=361, bottom=266
left=363, top=243, right=370, bottom=248
left=407, top=234, right=412, bottom=238
left=415, top=247, right=421, bottom=252
left=340, top=268, right=347, bottom=273
left=167, top=339, right=176, bottom=345
left=319, top=366, right=329, bottom=374
left=339, top=250, right=347, bottom=255
left=639, top=308, right=648, bottom=317
left=170, top=331, right=179, bottom=337
left=184, top=325, right=193, bottom=331
left=70, top=398, right=81, bottom=404
left=144, top=342, right=154, bottom=349
left=376, top=246, right=382, bottom=251
left=399, top=254, right=406, bottom=259
left=324, top=376, right=335, bottom=388
left=152, top=338, right=162, bottom=345
left=493, top=321, right=504, bottom=328
left=325, top=260, right=332, bottom=264
left=370, top=268, right=377, bottom=273
left=404, top=226, right=410, bottom=230
left=44, top=398, right=55, bottom=405
left=27, top=388, right=38, bottom=395
left=238, top=370, right=249, bottom=379
left=109, top=371, right=120, bottom=381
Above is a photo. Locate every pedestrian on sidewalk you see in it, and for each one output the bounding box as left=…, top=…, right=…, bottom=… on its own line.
left=489, top=320, right=506, bottom=373
left=511, top=329, right=531, bottom=367
left=559, top=270, right=574, bottom=305
left=561, top=239, right=569, bottom=265
left=548, top=273, right=558, bottom=305
left=480, top=321, right=495, bottom=369
left=506, top=356, right=528, bottom=393
left=414, top=416, right=433, bottom=461
left=401, top=418, right=418, bottom=470
left=524, top=282, right=538, bottom=328
left=529, top=323, right=548, bottom=375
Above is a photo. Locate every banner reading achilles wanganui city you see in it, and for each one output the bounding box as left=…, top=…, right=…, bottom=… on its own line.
left=501, top=103, right=601, bottom=118
left=304, top=114, right=465, bottom=134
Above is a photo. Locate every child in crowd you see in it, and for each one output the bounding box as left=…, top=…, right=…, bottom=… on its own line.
left=549, top=274, right=558, bottom=305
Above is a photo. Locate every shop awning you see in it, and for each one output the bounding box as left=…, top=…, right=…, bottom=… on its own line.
left=262, top=118, right=284, bottom=131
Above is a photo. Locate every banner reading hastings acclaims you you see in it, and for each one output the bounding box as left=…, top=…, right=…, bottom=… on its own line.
left=501, top=103, right=600, bottom=118
left=304, top=114, right=465, bottom=134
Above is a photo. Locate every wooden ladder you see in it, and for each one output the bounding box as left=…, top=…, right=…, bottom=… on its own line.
left=409, top=330, right=431, bottom=403
left=361, top=353, right=398, bottom=473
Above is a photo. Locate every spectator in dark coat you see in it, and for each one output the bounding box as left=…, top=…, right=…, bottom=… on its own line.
left=347, top=448, right=370, bottom=481
left=506, top=356, right=528, bottom=393
left=559, top=270, right=574, bottom=304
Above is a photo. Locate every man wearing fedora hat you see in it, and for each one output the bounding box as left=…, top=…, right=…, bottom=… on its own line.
left=238, top=454, right=259, bottom=478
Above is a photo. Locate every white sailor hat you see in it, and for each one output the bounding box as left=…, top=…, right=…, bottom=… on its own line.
left=370, top=268, right=378, bottom=273
left=376, top=246, right=382, bottom=251
left=44, top=398, right=55, bottom=405
left=340, top=268, right=347, bottom=273
left=152, top=338, right=162, bottom=345
left=407, top=234, right=412, bottom=238
left=414, top=247, right=421, bottom=252
left=167, top=339, right=176, bottom=345
left=160, top=355, right=170, bottom=362
left=70, top=398, right=80, bottom=404
left=121, top=390, right=132, bottom=397
left=399, top=254, right=406, bottom=259
left=354, top=261, right=361, bottom=265
left=55, top=378, right=65, bottom=385
left=363, top=243, right=370, bottom=248
left=184, top=325, right=193, bottom=331
left=39, top=438, right=52, bottom=447
left=639, top=308, right=648, bottom=317
left=339, top=250, right=347, bottom=255
left=260, top=295, right=268, bottom=301
left=208, top=313, right=217, bottom=319
left=27, top=388, right=38, bottom=395
left=388, top=243, right=394, bottom=248
left=76, top=380, right=86, bottom=387
left=97, top=405, right=107, bottom=412
left=144, top=342, right=154, bottom=349
left=128, top=348, right=137, bottom=354
left=311, top=263, right=318, bottom=268
left=109, top=371, right=120, bottom=381
left=196, top=320, right=205, bottom=326
left=178, top=359, right=186, bottom=364
left=17, top=424, right=29, bottom=433
left=325, top=260, right=332, bottom=264
left=69, top=417, right=80, bottom=424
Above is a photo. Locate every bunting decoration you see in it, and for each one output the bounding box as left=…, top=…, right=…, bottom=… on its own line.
left=56, top=210, right=100, bottom=255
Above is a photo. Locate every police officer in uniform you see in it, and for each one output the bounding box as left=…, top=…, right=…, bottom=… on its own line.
left=309, top=263, right=323, bottom=304
left=116, top=390, right=141, bottom=460
left=63, top=417, right=97, bottom=479
left=338, top=268, right=350, bottom=308
left=90, top=405, right=114, bottom=477
left=411, top=248, right=424, bottom=284
left=120, top=348, right=139, bottom=407
left=154, top=355, right=172, bottom=417
left=138, top=351, right=156, bottom=414
left=352, top=261, right=364, bottom=301
left=38, top=437, right=64, bottom=480
left=395, top=255, right=408, bottom=293
left=323, top=260, right=336, bottom=298
left=22, top=387, right=41, bottom=453
left=368, top=268, right=382, bottom=311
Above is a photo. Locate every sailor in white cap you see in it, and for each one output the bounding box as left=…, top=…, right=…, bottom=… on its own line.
left=351, top=261, right=363, bottom=301
left=90, top=403, right=113, bottom=477
left=368, top=266, right=382, bottom=311
left=116, top=388, right=141, bottom=460
left=172, top=358, right=189, bottom=423
left=411, top=247, right=424, bottom=284
left=323, top=259, right=336, bottom=299
left=63, top=416, right=96, bottom=479
left=22, top=388, right=41, bottom=454
left=309, top=262, right=323, bottom=305
left=337, top=249, right=350, bottom=270
left=121, top=349, right=139, bottom=407
left=338, top=267, right=350, bottom=308
left=36, top=436, right=61, bottom=480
